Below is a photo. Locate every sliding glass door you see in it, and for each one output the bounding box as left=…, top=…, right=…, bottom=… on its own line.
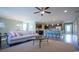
left=64, top=23, right=73, bottom=43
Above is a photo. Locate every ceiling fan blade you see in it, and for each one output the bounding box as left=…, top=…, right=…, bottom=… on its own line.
left=45, top=11, right=51, bottom=14
left=34, top=11, right=40, bottom=14
left=35, top=7, right=41, bottom=11
left=45, top=7, right=50, bottom=10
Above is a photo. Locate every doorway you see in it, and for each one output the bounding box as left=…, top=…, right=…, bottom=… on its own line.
left=64, top=23, right=73, bottom=43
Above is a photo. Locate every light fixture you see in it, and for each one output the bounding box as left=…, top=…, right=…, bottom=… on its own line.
left=47, top=24, right=48, bottom=26
left=64, top=10, right=68, bottom=13
left=41, top=11, right=45, bottom=14
left=57, top=24, right=59, bottom=25
left=52, top=24, right=53, bottom=26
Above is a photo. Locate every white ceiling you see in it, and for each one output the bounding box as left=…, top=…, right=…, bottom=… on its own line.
left=0, top=7, right=79, bottom=24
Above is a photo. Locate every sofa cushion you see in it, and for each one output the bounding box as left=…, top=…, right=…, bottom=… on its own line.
left=8, top=32, right=16, bottom=38
left=14, top=32, right=20, bottom=37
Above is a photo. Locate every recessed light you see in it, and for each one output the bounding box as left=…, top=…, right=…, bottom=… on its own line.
left=64, top=10, right=68, bottom=13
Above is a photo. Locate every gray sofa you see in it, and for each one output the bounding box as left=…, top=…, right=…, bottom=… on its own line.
left=7, top=31, right=38, bottom=45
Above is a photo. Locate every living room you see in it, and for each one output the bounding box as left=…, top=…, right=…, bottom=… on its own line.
left=0, top=7, right=79, bottom=52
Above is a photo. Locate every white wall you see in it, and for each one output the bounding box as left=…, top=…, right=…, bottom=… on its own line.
left=73, top=15, right=79, bottom=48
left=73, top=15, right=79, bottom=37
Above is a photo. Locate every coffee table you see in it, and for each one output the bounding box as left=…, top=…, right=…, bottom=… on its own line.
left=33, top=35, right=48, bottom=48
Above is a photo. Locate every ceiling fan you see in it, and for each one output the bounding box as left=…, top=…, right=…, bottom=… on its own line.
left=34, top=7, right=51, bottom=16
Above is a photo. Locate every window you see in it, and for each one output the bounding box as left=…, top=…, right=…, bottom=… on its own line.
left=0, top=22, right=5, bottom=28
left=22, top=22, right=35, bottom=31
left=66, top=24, right=72, bottom=32
left=22, top=23, right=27, bottom=31
left=65, top=34, right=72, bottom=43
left=28, top=23, right=35, bottom=31
left=65, top=23, right=73, bottom=33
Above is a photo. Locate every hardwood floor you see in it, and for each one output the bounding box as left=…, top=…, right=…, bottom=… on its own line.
left=0, top=39, right=76, bottom=52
